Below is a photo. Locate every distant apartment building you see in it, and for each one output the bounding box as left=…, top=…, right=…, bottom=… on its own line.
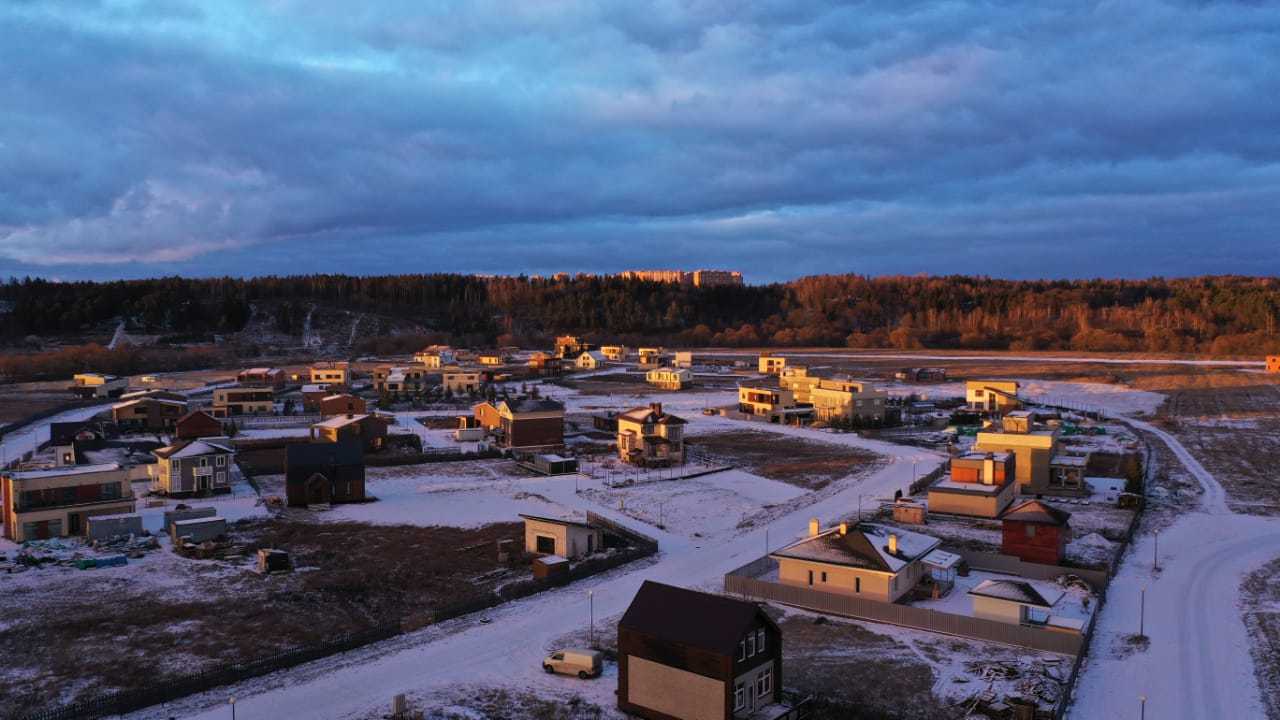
left=2, top=464, right=134, bottom=541
left=211, top=386, right=275, bottom=417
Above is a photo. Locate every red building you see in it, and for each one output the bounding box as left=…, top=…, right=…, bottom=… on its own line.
left=175, top=410, right=226, bottom=440
left=1001, top=500, right=1072, bottom=565
left=319, top=393, right=367, bottom=418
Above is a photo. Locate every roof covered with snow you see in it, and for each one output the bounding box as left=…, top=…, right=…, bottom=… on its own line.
left=154, top=440, right=233, bottom=459
left=1003, top=499, right=1072, bottom=525
left=968, top=579, right=1064, bottom=608
left=5, top=463, right=122, bottom=480
left=772, top=522, right=941, bottom=574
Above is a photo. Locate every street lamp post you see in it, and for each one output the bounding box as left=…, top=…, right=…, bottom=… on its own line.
left=1153, top=531, right=1159, bottom=572
left=1139, top=587, right=1146, bottom=638
left=588, top=590, right=595, bottom=648
left=1139, top=695, right=1146, bottom=720
left=229, top=696, right=236, bottom=720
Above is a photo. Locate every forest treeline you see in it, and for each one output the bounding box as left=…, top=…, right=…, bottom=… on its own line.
left=2, top=274, right=1279, bottom=355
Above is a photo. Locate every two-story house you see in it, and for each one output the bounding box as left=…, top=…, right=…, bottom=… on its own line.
left=309, top=361, right=351, bottom=386
left=966, top=380, right=1022, bottom=413
left=237, top=367, right=286, bottom=390
left=618, top=581, right=794, bottom=720
left=152, top=440, right=235, bottom=496
left=927, top=451, right=1018, bottom=518
left=472, top=398, right=565, bottom=449
left=111, top=396, right=189, bottom=431
left=616, top=403, right=686, bottom=466
left=646, top=367, right=692, bottom=390
left=310, top=413, right=390, bottom=451
left=757, top=353, right=786, bottom=375
left=211, top=386, right=275, bottom=417
left=1, top=464, right=134, bottom=541
left=737, top=382, right=811, bottom=424
left=443, top=368, right=482, bottom=395
left=414, top=346, right=455, bottom=368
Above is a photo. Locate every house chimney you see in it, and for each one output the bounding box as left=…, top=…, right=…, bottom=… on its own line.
left=839, top=522, right=848, bottom=536
left=888, top=533, right=899, bottom=555
left=808, top=518, right=820, bottom=537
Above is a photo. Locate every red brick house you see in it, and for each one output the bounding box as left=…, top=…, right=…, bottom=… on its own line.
left=319, top=393, right=367, bottom=418
left=175, top=410, right=226, bottom=440
left=472, top=397, right=565, bottom=449
left=1001, top=500, right=1072, bottom=565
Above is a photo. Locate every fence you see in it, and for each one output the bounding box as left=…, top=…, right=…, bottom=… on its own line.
left=908, top=463, right=946, bottom=495
left=955, top=550, right=1109, bottom=590
left=724, top=559, right=1084, bottom=656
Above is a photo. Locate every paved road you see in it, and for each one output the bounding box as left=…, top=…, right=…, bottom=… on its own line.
left=1070, top=419, right=1279, bottom=719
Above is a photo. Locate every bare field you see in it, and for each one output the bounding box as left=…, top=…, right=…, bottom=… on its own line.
left=0, top=520, right=523, bottom=715
left=687, top=430, right=883, bottom=491
left=1242, top=557, right=1280, bottom=720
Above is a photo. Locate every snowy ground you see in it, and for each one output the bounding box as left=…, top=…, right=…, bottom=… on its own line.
left=911, top=570, right=1096, bottom=629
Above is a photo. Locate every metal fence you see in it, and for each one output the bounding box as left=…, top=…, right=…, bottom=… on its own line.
left=724, top=559, right=1084, bottom=656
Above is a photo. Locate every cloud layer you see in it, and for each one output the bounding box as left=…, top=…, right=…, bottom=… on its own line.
left=2, top=0, right=1278, bottom=281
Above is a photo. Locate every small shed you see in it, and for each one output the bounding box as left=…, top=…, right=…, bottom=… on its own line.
left=532, top=554, right=570, bottom=580
left=86, top=513, right=144, bottom=542
left=256, top=548, right=292, bottom=573
left=530, top=453, right=578, bottom=475
left=170, top=517, right=227, bottom=544
left=892, top=498, right=928, bottom=525
left=163, top=506, right=217, bottom=534
left=520, top=514, right=603, bottom=559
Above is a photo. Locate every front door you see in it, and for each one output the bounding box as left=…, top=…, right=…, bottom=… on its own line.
left=68, top=513, right=82, bottom=536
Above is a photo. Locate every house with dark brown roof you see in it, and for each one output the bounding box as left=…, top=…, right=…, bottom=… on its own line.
left=175, top=410, right=225, bottom=440
left=1001, top=499, right=1072, bottom=565
left=472, top=397, right=565, bottom=449
left=111, top=396, right=189, bottom=431
left=618, top=581, right=799, bottom=720
left=285, top=441, right=365, bottom=507
left=616, top=403, right=686, bottom=466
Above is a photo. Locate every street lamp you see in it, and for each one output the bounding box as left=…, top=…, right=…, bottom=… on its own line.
left=1153, top=531, right=1159, bottom=572
left=1139, top=695, right=1146, bottom=720
left=229, top=696, right=236, bottom=720
left=588, top=590, right=595, bottom=648
left=1139, top=587, right=1146, bottom=638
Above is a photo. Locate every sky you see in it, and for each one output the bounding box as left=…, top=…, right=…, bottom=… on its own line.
left=1, top=0, right=1278, bottom=284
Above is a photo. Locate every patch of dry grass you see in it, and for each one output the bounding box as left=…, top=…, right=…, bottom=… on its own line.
left=688, top=430, right=882, bottom=491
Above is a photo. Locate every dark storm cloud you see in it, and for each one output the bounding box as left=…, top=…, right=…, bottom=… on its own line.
left=0, top=0, right=1277, bottom=280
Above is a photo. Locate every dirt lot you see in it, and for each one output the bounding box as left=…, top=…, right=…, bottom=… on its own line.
left=0, top=520, right=523, bottom=715
left=1242, top=557, right=1280, bottom=720
left=687, top=430, right=883, bottom=491
left=1156, top=382, right=1280, bottom=516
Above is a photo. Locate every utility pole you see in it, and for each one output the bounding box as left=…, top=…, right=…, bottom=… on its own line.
left=1139, top=587, right=1146, bottom=638
left=1153, top=531, right=1159, bottom=572
left=588, top=590, right=595, bottom=647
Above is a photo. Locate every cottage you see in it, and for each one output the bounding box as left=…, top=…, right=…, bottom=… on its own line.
left=617, top=403, right=686, bottom=466
left=443, top=368, right=482, bottom=395
left=372, top=365, right=428, bottom=395
left=757, top=353, right=786, bottom=375
left=770, top=521, right=941, bottom=603
left=618, top=581, right=792, bottom=720
left=1, top=464, right=134, bottom=541
left=472, top=398, right=565, bottom=449
left=175, top=410, right=226, bottom=440
left=69, top=373, right=128, bottom=399
left=520, top=514, right=603, bottom=559
left=576, top=350, right=608, bottom=370
left=309, top=361, right=351, bottom=385
left=927, top=452, right=1017, bottom=519
left=237, top=367, right=286, bottom=389
left=211, top=386, right=275, bottom=417
left=310, top=413, right=389, bottom=451
left=111, top=396, right=189, bottom=431
left=646, top=367, right=692, bottom=390
left=966, top=380, right=1022, bottom=413
left=152, top=440, right=235, bottom=496
left=285, top=441, right=366, bottom=507
left=969, top=579, right=1071, bottom=629
left=1001, top=500, right=1072, bottom=565
left=737, top=382, right=811, bottom=424
left=600, top=345, right=628, bottom=361
left=318, top=393, right=367, bottom=418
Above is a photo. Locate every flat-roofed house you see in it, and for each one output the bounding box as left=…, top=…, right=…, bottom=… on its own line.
left=618, top=581, right=790, bottom=720
left=309, top=362, right=351, bottom=385
left=617, top=403, right=686, bottom=466
left=1001, top=500, right=1072, bottom=565
left=974, top=429, right=1058, bottom=494
left=520, top=514, right=603, bottom=559
left=443, top=368, right=482, bottom=395
left=527, top=352, right=563, bottom=374
left=927, top=451, right=1018, bottom=518
left=211, top=386, right=275, bottom=417
left=757, top=353, right=786, bottom=375
left=780, top=368, right=888, bottom=424
left=237, top=367, right=286, bottom=390
left=646, top=367, right=692, bottom=390
left=318, top=393, right=367, bottom=418
left=112, top=396, right=189, bottom=431
left=1, top=464, right=134, bottom=541
left=372, top=365, right=428, bottom=395
left=637, top=347, right=665, bottom=366
left=152, top=440, right=235, bottom=496
left=69, top=373, right=128, bottom=399
left=310, top=413, right=389, bottom=451
left=600, top=345, right=628, bottom=361
left=477, top=350, right=507, bottom=366
left=770, top=521, right=941, bottom=603
left=737, top=382, right=811, bottom=424
left=966, top=380, right=1022, bottom=413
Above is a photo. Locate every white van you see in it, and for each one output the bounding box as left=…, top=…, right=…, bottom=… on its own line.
left=542, top=648, right=602, bottom=679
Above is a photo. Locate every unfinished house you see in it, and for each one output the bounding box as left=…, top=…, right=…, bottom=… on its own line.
left=285, top=441, right=366, bottom=507
left=974, top=428, right=1058, bottom=496
left=646, top=367, right=692, bottom=390
left=1, top=464, right=134, bottom=541
left=527, top=352, right=563, bottom=375
left=310, top=414, right=390, bottom=452
left=927, top=451, right=1017, bottom=518
left=966, top=380, right=1022, bottom=413
left=757, top=353, right=786, bottom=375
left=617, top=403, right=687, bottom=466
left=152, top=440, right=235, bottom=496
left=554, top=335, right=591, bottom=359
left=472, top=398, right=566, bottom=449
left=111, top=396, right=189, bottom=432
left=69, top=373, right=128, bottom=399
left=1001, top=500, right=1072, bottom=565
left=237, top=367, right=286, bottom=389
left=519, top=514, right=603, bottom=559
left=770, top=521, right=942, bottom=603
left=1046, top=453, right=1090, bottom=497
left=637, top=347, right=665, bottom=366
left=600, top=345, right=628, bottom=361
left=618, top=581, right=796, bottom=720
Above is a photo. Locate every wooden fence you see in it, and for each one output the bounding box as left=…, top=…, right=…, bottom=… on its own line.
left=955, top=550, right=1109, bottom=590
left=724, top=559, right=1084, bottom=656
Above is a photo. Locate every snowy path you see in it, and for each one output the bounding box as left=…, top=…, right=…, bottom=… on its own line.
left=127, top=433, right=944, bottom=720
left=1070, top=418, right=1280, bottom=719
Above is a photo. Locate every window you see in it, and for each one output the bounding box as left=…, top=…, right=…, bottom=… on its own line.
left=821, top=571, right=828, bottom=583
left=535, top=535, right=556, bottom=554
left=738, top=641, right=746, bottom=661
left=756, top=628, right=765, bottom=653
left=746, top=632, right=755, bottom=657
left=855, top=577, right=861, bottom=593
left=1025, top=525, right=1036, bottom=538
left=759, top=667, right=773, bottom=696
left=216, top=455, right=226, bottom=467
left=734, top=682, right=745, bottom=711
left=807, top=570, right=814, bottom=586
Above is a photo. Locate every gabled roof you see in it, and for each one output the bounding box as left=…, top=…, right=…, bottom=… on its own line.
left=177, top=409, right=220, bottom=425
left=501, top=397, right=565, bottom=414
left=969, top=579, right=1064, bottom=608
left=519, top=513, right=593, bottom=529
left=578, top=350, right=606, bottom=361
left=286, top=440, right=364, bottom=468
left=154, top=440, right=233, bottom=459
left=112, top=397, right=188, bottom=411
left=771, top=523, right=941, bottom=574
left=1003, top=499, right=1072, bottom=526
left=618, top=406, right=687, bottom=425
left=619, top=581, right=775, bottom=656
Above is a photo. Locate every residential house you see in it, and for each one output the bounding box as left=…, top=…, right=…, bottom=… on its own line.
left=966, top=380, right=1022, bottom=413
left=1001, top=500, right=1072, bottom=565
left=600, top=345, right=628, bottom=361
left=737, top=382, right=811, bottom=424
left=443, top=368, right=482, bottom=395
left=527, top=352, right=563, bottom=374
left=301, top=384, right=334, bottom=413
left=895, top=367, right=947, bottom=382
left=69, top=373, right=128, bottom=399
left=927, top=451, right=1018, bottom=518
left=781, top=368, right=888, bottom=423
left=152, top=440, right=235, bottom=496
left=1268, top=356, right=1280, bottom=374
left=770, top=521, right=941, bottom=603
left=1002, top=410, right=1035, bottom=434
left=520, top=514, right=603, bottom=559
left=576, top=350, right=608, bottom=370
left=1047, top=453, right=1091, bottom=496
left=968, top=579, right=1077, bottom=631
left=175, top=410, right=226, bottom=440
left=211, top=386, right=275, bottom=417
left=310, top=413, right=390, bottom=451
left=617, top=403, right=687, bottom=466
left=637, top=347, right=665, bottom=366
left=974, top=429, right=1058, bottom=495
left=1, top=464, right=134, bottom=541
left=673, top=351, right=694, bottom=369
left=309, top=361, right=351, bottom=385
left=477, top=350, right=507, bottom=366
left=319, top=393, right=367, bottom=418
left=285, top=441, right=366, bottom=507
left=646, top=367, right=692, bottom=390
left=414, top=346, right=455, bottom=368
left=237, top=367, right=286, bottom=389
left=555, top=335, right=591, bottom=359
left=757, top=353, right=786, bottom=375
left=111, top=396, right=189, bottom=431
left=618, top=581, right=789, bottom=720
left=472, top=397, right=566, bottom=449
left=372, top=365, right=428, bottom=395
